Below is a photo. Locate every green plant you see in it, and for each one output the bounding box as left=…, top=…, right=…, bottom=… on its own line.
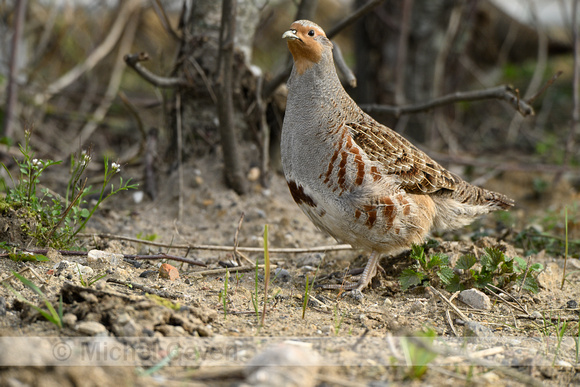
left=251, top=258, right=260, bottom=321
left=261, top=224, right=271, bottom=327
left=399, top=244, right=454, bottom=291
left=401, top=329, right=438, bottom=380
left=3, top=271, right=63, bottom=328
left=552, top=317, right=568, bottom=366
left=333, top=304, right=345, bottom=335
left=219, top=268, right=229, bottom=319
left=0, top=130, right=138, bottom=249
left=302, top=273, right=310, bottom=319
left=76, top=263, right=107, bottom=287
left=400, top=244, right=543, bottom=293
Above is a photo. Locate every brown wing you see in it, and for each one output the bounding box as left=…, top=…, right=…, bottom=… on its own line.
left=346, top=119, right=458, bottom=194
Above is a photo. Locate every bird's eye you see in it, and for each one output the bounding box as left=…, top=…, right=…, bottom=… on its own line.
left=308, top=30, right=315, bottom=37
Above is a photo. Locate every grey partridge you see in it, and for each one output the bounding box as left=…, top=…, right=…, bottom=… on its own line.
left=281, top=20, right=514, bottom=295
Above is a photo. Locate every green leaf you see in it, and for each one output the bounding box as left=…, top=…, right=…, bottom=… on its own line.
left=410, top=244, right=425, bottom=263
left=518, top=275, right=540, bottom=293
left=445, top=274, right=463, bottom=292
left=484, top=247, right=505, bottom=268
left=80, top=208, right=90, bottom=218
left=529, top=263, right=544, bottom=272
left=513, top=256, right=527, bottom=273
left=456, top=254, right=477, bottom=270
left=400, top=268, right=425, bottom=291
left=34, top=254, right=49, bottom=262
left=437, top=266, right=455, bottom=285
left=425, top=253, right=449, bottom=270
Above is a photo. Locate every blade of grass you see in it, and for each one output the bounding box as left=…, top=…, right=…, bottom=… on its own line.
left=260, top=224, right=270, bottom=327
left=4, top=272, right=62, bottom=328
left=560, top=207, right=568, bottom=290
left=302, top=274, right=310, bottom=319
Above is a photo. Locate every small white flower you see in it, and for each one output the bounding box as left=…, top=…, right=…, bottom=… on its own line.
left=32, top=159, right=41, bottom=167
left=111, top=162, right=121, bottom=173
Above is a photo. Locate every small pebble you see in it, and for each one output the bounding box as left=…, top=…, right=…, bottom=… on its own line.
left=139, top=270, right=158, bottom=278
left=458, top=288, right=491, bottom=310
left=274, top=268, right=291, bottom=283
left=530, top=311, right=543, bottom=319
left=566, top=300, right=578, bottom=309
left=159, top=263, right=179, bottom=281
left=62, top=313, right=77, bottom=327
left=76, top=321, right=107, bottom=336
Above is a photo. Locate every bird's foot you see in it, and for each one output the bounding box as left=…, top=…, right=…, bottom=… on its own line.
left=319, top=251, right=381, bottom=299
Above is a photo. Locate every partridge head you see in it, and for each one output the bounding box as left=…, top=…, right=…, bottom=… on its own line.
left=281, top=20, right=514, bottom=297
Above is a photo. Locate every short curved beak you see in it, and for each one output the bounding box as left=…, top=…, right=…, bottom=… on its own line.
left=282, top=30, right=299, bottom=40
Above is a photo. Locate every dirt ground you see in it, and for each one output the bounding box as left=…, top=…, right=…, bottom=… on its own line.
left=1, top=155, right=579, bottom=387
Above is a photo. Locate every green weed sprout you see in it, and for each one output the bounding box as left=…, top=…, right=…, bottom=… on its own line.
left=3, top=271, right=63, bottom=329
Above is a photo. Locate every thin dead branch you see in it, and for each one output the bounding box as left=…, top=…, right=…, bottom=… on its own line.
left=332, top=42, right=357, bottom=88
left=193, top=264, right=278, bottom=276
left=394, top=0, right=413, bottom=105
left=233, top=212, right=245, bottom=266
left=326, top=0, right=386, bottom=39
left=176, top=92, right=184, bottom=221
left=69, top=10, right=139, bottom=155
left=2, top=0, right=27, bottom=138
left=151, top=0, right=181, bottom=41
left=428, top=286, right=470, bottom=321
left=106, top=278, right=177, bottom=299
left=124, top=52, right=189, bottom=88
left=144, top=128, right=158, bottom=200
left=361, top=84, right=535, bottom=117
left=255, top=74, right=271, bottom=185
left=37, top=0, right=141, bottom=105
left=216, top=0, right=247, bottom=195
left=0, top=249, right=206, bottom=267
left=557, top=0, right=579, bottom=184
left=118, top=91, right=147, bottom=163
left=78, top=232, right=353, bottom=253
left=507, top=4, right=549, bottom=142
left=295, top=0, right=319, bottom=21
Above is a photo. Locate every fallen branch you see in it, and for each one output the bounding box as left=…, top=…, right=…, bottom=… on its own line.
left=78, top=232, right=353, bottom=253
left=0, top=249, right=206, bottom=267
left=106, top=278, right=178, bottom=299
left=361, top=85, right=535, bottom=117
left=428, top=285, right=470, bottom=322
left=193, top=264, right=277, bottom=276
left=124, top=52, right=189, bottom=88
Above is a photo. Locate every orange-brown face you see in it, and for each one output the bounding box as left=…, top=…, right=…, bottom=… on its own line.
left=282, top=20, right=329, bottom=74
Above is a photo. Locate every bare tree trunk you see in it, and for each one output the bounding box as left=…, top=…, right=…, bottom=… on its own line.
left=169, top=0, right=262, bottom=193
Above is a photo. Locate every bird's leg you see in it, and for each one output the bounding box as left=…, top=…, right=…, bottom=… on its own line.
left=321, top=251, right=381, bottom=298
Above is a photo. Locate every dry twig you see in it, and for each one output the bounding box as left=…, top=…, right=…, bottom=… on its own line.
left=361, top=85, right=535, bottom=117
left=215, top=0, right=247, bottom=195
left=124, top=52, right=189, bottom=88
left=2, top=0, right=27, bottom=138
left=428, top=286, right=470, bottom=321
left=37, top=0, right=141, bottom=104
left=78, top=232, right=353, bottom=253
